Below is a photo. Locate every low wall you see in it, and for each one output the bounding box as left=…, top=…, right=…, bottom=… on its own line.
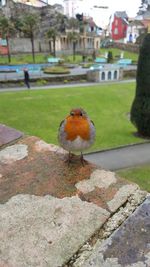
left=123, top=69, right=137, bottom=78
left=10, top=38, right=50, bottom=54
left=0, top=124, right=147, bottom=267
left=9, top=38, right=97, bottom=56
left=87, top=66, right=122, bottom=83
left=0, top=74, right=87, bottom=88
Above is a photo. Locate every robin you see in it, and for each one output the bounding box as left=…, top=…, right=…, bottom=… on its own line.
left=58, top=108, right=95, bottom=164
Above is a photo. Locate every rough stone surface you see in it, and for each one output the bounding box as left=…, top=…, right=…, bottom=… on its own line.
left=79, top=196, right=150, bottom=267
left=0, top=144, right=28, bottom=164
left=0, top=194, right=109, bottom=267
left=0, top=135, right=137, bottom=208
left=107, top=184, right=138, bottom=212
left=34, top=140, right=67, bottom=154
left=0, top=124, right=23, bottom=148
left=75, top=170, right=117, bottom=194
left=72, top=190, right=147, bottom=267
left=0, top=126, right=148, bottom=267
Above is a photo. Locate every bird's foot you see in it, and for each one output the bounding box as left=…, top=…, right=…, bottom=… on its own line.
left=65, top=152, right=73, bottom=166
left=80, top=152, right=87, bottom=166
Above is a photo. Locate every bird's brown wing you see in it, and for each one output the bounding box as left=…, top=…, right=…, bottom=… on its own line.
left=91, top=120, right=95, bottom=126
left=59, top=119, right=65, bottom=129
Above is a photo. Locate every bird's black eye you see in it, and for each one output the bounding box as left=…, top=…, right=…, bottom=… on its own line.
left=70, top=111, right=74, bottom=116
left=80, top=112, right=83, bottom=116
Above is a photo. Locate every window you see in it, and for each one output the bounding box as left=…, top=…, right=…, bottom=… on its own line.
left=114, top=28, right=118, bottom=35
left=102, top=72, right=105, bottom=80
left=108, top=71, right=111, bottom=80
left=114, top=71, right=117, bottom=79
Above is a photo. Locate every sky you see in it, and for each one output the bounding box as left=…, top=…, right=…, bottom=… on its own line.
left=49, top=0, right=141, bottom=27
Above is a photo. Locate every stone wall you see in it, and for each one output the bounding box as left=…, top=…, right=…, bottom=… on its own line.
left=10, top=38, right=50, bottom=53
left=0, top=124, right=148, bottom=267
left=87, top=66, right=122, bottom=83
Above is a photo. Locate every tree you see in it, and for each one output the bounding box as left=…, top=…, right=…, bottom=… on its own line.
left=67, top=31, right=80, bottom=61
left=76, top=13, right=83, bottom=22
left=107, top=51, right=113, bottom=63
left=0, top=16, right=14, bottom=63
left=138, top=0, right=150, bottom=15
left=130, top=33, right=150, bottom=137
left=68, top=17, right=79, bottom=29
left=67, top=17, right=80, bottom=61
left=21, top=13, right=39, bottom=63
left=46, top=28, right=58, bottom=57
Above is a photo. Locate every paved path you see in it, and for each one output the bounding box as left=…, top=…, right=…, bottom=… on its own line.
left=85, top=142, right=150, bottom=170
left=0, top=65, right=87, bottom=81
left=0, top=79, right=135, bottom=92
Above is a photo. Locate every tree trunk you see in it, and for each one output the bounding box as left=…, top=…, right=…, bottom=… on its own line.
left=6, top=36, right=11, bottom=63
left=73, top=41, right=76, bottom=61
left=53, top=37, right=56, bottom=57
left=31, top=34, right=35, bottom=63
left=49, top=40, right=52, bottom=54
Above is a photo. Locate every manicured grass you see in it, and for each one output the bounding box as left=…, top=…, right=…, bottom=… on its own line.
left=0, top=48, right=139, bottom=65
left=0, top=82, right=143, bottom=151
left=62, top=55, right=87, bottom=64
left=0, top=53, right=51, bottom=64
left=117, top=165, right=150, bottom=192
left=100, top=48, right=139, bottom=62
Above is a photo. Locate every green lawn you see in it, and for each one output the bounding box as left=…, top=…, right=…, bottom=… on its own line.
left=117, top=164, right=150, bottom=192
left=0, top=53, right=51, bottom=64
left=0, top=82, right=144, bottom=151
left=0, top=48, right=139, bottom=65
left=100, top=48, right=139, bottom=62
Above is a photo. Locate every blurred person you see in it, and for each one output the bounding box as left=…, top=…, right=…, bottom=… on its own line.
left=24, top=68, right=30, bottom=89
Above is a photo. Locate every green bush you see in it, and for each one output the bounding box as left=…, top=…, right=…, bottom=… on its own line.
left=107, top=51, right=113, bottom=63
left=131, top=33, right=150, bottom=137
left=81, top=63, right=92, bottom=68
left=36, top=79, right=48, bottom=86
left=19, top=81, right=24, bottom=86
left=63, top=79, right=68, bottom=83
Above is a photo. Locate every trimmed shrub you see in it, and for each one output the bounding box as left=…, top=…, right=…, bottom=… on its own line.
left=130, top=33, right=150, bottom=137
left=107, top=51, right=113, bottom=63
left=43, top=66, right=70, bottom=74
left=36, top=79, right=48, bottom=86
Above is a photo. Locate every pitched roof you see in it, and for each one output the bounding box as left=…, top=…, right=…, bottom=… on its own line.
left=115, top=11, right=128, bottom=19
left=129, top=20, right=145, bottom=27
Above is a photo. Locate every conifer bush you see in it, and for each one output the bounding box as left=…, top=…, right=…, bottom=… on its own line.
left=130, top=33, right=150, bottom=137
left=107, top=51, right=113, bottom=63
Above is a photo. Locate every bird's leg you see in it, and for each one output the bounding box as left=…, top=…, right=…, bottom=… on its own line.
left=65, top=151, right=72, bottom=165
left=80, top=152, right=85, bottom=166
left=68, top=151, right=72, bottom=164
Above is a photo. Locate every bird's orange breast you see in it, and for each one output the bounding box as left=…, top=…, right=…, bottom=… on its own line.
left=64, top=116, right=90, bottom=141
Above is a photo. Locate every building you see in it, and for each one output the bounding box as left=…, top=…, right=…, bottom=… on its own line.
left=0, top=38, right=8, bottom=55
left=63, top=0, right=82, bottom=18
left=13, top=0, right=48, bottom=7
left=136, top=10, right=150, bottom=31
left=110, top=11, right=128, bottom=41
left=52, top=3, right=64, bottom=15
left=126, top=20, right=146, bottom=43
left=87, top=64, right=122, bottom=83
left=0, top=0, right=101, bottom=55
left=0, top=0, right=6, bottom=6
